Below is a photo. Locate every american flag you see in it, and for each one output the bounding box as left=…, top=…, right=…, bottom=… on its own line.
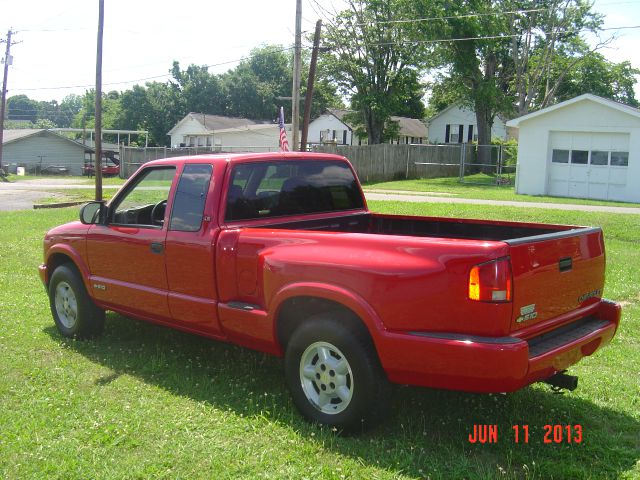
left=278, top=106, right=290, bottom=152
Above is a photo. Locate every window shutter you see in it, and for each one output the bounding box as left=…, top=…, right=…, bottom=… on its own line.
left=343, top=130, right=347, bottom=145
left=468, top=125, right=474, bottom=142
left=445, top=124, right=450, bottom=143
left=458, top=125, right=464, bottom=144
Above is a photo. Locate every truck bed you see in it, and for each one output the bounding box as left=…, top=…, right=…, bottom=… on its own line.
left=254, top=211, right=587, bottom=243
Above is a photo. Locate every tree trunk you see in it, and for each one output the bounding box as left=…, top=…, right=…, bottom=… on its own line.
left=364, top=108, right=384, bottom=144
left=475, top=99, right=493, bottom=170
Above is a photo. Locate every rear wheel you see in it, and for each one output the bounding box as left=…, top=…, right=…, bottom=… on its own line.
left=284, top=312, right=391, bottom=432
left=49, top=264, right=105, bottom=339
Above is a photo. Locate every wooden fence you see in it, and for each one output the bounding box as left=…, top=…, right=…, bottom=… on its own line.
left=312, top=144, right=463, bottom=183
left=119, top=143, right=515, bottom=183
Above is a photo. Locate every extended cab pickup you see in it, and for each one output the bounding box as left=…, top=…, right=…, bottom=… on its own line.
left=40, top=152, right=621, bottom=430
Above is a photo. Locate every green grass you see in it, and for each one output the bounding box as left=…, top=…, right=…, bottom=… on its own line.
left=0, top=204, right=638, bottom=479
left=365, top=174, right=640, bottom=208
left=6, top=174, right=126, bottom=185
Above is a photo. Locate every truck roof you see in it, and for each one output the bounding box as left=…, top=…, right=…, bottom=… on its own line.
left=143, top=151, right=350, bottom=168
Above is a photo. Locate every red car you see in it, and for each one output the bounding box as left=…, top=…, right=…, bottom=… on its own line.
left=83, top=159, right=119, bottom=177
left=39, top=152, right=621, bottom=431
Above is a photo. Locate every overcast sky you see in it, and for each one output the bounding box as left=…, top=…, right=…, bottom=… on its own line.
left=0, top=0, right=638, bottom=103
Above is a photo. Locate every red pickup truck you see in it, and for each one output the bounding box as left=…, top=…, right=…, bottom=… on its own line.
left=40, top=152, right=621, bottom=431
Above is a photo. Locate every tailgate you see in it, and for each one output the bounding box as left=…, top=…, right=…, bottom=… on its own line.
left=507, top=227, right=605, bottom=332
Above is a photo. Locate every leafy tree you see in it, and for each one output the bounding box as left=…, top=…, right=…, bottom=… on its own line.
left=507, top=0, right=606, bottom=115
left=143, top=81, right=185, bottom=146
left=320, top=0, right=433, bottom=143
left=56, top=94, right=84, bottom=127
left=7, top=95, right=40, bottom=123
left=170, top=62, right=227, bottom=115
left=223, top=45, right=292, bottom=120
left=551, top=53, right=639, bottom=106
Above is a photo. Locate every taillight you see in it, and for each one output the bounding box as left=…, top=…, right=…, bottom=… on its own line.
left=468, top=257, right=512, bottom=303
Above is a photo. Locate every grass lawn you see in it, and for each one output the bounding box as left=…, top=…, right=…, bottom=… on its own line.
left=365, top=174, right=640, bottom=208
left=0, top=204, right=638, bottom=479
left=6, top=174, right=126, bottom=185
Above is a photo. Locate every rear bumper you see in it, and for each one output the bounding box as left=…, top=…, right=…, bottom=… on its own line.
left=377, top=299, right=621, bottom=392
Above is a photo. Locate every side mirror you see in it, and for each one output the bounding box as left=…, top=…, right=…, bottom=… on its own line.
left=79, top=201, right=106, bottom=225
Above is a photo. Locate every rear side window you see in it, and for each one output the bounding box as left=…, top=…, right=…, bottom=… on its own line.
left=169, top=164, right=213, bottom=231
left=225, top=160, right=363, bottom=221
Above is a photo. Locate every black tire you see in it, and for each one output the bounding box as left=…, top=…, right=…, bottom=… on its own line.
left=284, top=311, right=391, bottom=433
left=48, top=264, right=105, bottom=339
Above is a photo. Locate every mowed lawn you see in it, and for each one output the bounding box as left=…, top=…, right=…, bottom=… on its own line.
left=0, top=203, right=638, bottom=479
left=365, top=175, right=640, bottom=209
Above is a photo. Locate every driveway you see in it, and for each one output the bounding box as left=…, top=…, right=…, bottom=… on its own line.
left=363, top=190, right=640, bottom=215
left=0, top=178, right=120, bottom=211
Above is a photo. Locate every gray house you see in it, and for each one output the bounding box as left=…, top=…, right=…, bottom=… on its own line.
left=2, top=129, right=93, bottom=175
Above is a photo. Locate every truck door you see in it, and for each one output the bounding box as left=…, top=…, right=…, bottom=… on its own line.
left=86, top=166, right=176, bottom=319
left=164, top=163, right=223, bottom=335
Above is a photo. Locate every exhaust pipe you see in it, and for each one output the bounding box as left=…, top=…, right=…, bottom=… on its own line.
left=543, top=371, right=578, bottom=392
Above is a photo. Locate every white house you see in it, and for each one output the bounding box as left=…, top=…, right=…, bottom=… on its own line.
left=308, top=109, right=428, bottom=145
left=308, top=109, right=354, bottom=145
left=506, top=94, right=640, bottom=203
left=167, top=113, right=293, bottom=151
left=427, top=104, right=508, bottom=144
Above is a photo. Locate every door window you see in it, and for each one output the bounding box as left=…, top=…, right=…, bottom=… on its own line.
left=169, top=164, right=213, bottom=232
left=111, top=167, right=176, bottom=227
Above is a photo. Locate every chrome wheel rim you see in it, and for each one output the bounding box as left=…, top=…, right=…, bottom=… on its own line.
left=299, top=341, right=353, bottom=415
left=54, top=281, right=78, bottom=329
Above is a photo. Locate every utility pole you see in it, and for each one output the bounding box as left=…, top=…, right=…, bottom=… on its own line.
left=0, top=29, right=17, bottom=174
left=300, top=20, right=322, bottom=151
left=95, top=0, right=104, bottom=201
left=291, top=0, right=302, bottom=151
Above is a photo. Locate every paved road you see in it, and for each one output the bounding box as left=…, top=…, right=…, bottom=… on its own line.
left=0, top=179, right=119, bottom=211
left=2, top=179, right=639, bottom=214
left=364, top=190, right=640, bottom=215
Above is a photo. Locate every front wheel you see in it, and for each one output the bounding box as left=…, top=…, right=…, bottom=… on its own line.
left=285, top=312, right=391, bottom=432
left=49, top=264, right=105, bottom=339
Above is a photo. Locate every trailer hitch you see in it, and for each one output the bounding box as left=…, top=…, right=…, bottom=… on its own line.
left=543, top=370, right=578, bottom=393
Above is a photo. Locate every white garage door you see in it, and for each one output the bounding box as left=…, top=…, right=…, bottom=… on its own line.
left=548, top=132, right=629, bottom=201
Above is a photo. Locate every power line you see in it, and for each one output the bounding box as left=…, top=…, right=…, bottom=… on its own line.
left=11, top=45, right=298, bottom=93
left=338, top=24, right=640, bottom=47
left=352, top=8, right=550, bottom=26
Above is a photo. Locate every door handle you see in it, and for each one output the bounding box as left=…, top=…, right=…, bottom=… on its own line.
left=150, top=242, right=164, bottom=254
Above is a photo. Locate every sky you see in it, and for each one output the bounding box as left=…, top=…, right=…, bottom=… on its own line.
left=0, top=0, right=638, bottom=104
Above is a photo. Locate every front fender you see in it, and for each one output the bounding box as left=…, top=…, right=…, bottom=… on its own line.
left=45, top=243, right=92, bottom=293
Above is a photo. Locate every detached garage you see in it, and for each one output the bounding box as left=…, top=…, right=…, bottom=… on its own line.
left=507, top=94, right=640, bottom=203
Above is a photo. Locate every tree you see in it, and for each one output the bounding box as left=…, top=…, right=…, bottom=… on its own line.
left=56, top=94, right=84, bottom=127
left=507, top=0, right=606, bottom=115
left=170, top=62, right=227, bottom=115
left=7, top=95, right=40, bottom=123
left=550, top=53, right=639, bottom=106
left=223, top=45, right=292, bottom=120
left=320, top=0, right=433, bottom=143
left=425, top=0, right=610, bottom=155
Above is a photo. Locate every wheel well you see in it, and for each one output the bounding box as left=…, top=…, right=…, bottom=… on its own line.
left=47, top=253, right=77, bottom=284
left=276, top=296, right=372, bottom=351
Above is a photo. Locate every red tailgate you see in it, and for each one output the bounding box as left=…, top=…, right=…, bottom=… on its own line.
left=508, top=228, right=605, bottom=332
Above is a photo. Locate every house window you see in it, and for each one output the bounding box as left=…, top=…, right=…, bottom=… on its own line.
left=611, top=152, right=629, bottom=166
left=206, top=136, right=212, bottom=147
left=446, top=124, right=463, bottom=143
left=342, top=130, right=347, bottom=145
left=197, top=136, right=204, bottom=147
left=188, top=136, right=195, bottom=147
left=552, top=149, right=570, bottom=163
left=571, top=150, right=589, bottom=164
